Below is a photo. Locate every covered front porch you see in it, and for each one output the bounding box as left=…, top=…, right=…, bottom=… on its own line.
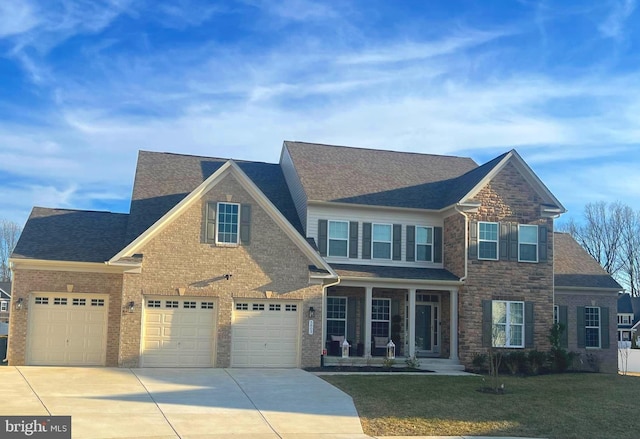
left=322, top=265, right=461, bottom=363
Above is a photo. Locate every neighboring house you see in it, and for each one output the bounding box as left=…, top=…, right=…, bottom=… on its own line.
left=6, top=141, right=621, bottom=372
left=553, top=233, right=621, bottom=372
left=617, top=293, right=640, bottom=342
left=0, top=281, right=10, bottom=335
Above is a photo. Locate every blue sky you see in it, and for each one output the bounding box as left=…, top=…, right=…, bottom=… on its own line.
left=1, top=0, right=640, bottom=227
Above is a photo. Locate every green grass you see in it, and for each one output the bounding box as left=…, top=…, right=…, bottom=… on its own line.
left=322, top=373, right=640, bottom=439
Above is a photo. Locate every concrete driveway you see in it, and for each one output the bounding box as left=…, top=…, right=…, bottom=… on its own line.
left=0, top=367, right=369, bottom=439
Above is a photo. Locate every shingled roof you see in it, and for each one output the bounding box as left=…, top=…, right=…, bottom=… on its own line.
left=284, top=141, right=486, bottom=209
left=0, top=282, right=10, bottom=298
left=12, top=207, right=129, bottom=262
left=126, top=151, right=304, bottom=244
left=554, top=232, right=622, bottom=290
left=331, top=264, right=460, bottom=282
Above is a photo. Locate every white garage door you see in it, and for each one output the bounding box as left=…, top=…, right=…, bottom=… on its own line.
left=27, top=294, right=108, bottom=366
left=141, top=297, right=216, bottom=367
left=231, top=301, right=300, bottom=367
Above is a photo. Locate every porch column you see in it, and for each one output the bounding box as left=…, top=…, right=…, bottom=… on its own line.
left=408, top=288, right=416, bottom=357
left=449, top=289, right=459, bottom=361
left=364, top=286, right=373, bottom=357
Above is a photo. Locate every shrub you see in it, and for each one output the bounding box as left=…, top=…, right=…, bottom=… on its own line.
left=472, top=353, right=487, bottom=373
left=503, top=351, right=527, bottom=375
left=527, top=350, right=547, bottom=375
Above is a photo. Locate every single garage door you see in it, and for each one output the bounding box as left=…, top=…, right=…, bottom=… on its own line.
left=231, top=301, right=300, bottom=367
left=27, top=293, right=108, bottom=366
left=141, top=297, right=216, bottom=367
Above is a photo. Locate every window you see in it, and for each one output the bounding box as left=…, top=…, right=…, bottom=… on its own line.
left=236, top=303, right=248, bottom=310
left=183, top=301, right=196, bottom=309
left=492, top=301, right=524, bottom=348
left=285, top=304, right=297, bottom=312
left=201, top=302, right=214, bottom=309
left=35, top=297, right=49, bottom=305
left=478, top=222, right=498, bottom=260
left=518, top=225, right=538, bottom=262
left=554, top=305, right=559, bottom=324
left=416, top=226, right=433, bottom=262
left=372, top=224, right=392, bottom=259
left=252, top=303, right=265, bottom=311
left=147, top=300, right=161, bottom=308
left=328, top=221, right=349, bottom=257
left=269, top=304, right=281, bottom=311
left=326, top=297, right=347, bottom=338
left=371, top=298, right=391, bottom=338
left=585, top=307, right=601, bottom=348
left=0, top=301, right=7, bottom=312
left=72, top=298, right=86, bottom=306
left=216, top=202, right=239, bottom=244
left=619, top=314, right=632, bottom=325
left=54, top=298, right=67, bottom=306
left=91, top=299, right=105, bottom=307
left=165, top=301, right=179, bottom=308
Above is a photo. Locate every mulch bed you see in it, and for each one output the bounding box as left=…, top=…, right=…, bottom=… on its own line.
left=305, top=366, right=434, bottom=373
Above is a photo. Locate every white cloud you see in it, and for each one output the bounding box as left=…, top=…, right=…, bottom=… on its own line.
left=599, top=0, right=637, bottom=39
left=0, top=2, right=40, bottom=38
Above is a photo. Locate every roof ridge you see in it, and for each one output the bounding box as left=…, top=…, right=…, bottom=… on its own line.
left=32, top=206, right=129, bottom=216
left=138, top=150, right=277, bottom=166
left=284, top=140, right=475, bottom=161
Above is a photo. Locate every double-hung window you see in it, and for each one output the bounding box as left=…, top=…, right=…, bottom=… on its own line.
left=0, top=301, right=6, bottom=312
left=585, top=306, right=601, bottom=348
left=328, top=221, right=349, bottom=257
left=518, top=225, right=538, bottom=262
left=492, top=300, right=524, bottom=348
left=416, top=226, right=433, bottom=262
left=478, top=222, right=498, bottom=260
left=326, top=297, right=347, bottom=338
left=217, top=202, right=239, bottom=244
left=371, top=298, right=391, bottom=338
left=372, top=224, right=392, bottom=259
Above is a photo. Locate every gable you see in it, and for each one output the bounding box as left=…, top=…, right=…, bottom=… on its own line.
left=111, top=160, right=334, bottom=275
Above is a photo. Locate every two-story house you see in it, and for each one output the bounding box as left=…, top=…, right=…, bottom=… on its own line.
left=6, top=141, right=620, bottom=372
left=617, top=293, right=640, bottom=342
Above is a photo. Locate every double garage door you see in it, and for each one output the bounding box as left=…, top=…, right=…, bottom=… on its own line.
left=27, top=293, right=108, bottom=366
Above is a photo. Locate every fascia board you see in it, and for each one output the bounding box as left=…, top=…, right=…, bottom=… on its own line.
left=10, top=258, right=132, bottom=274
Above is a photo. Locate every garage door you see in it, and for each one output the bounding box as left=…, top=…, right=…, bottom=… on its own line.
left=231, top=301, right=300, bottom=367
left=141, top=297, right=216, bottom=367
left=27, top=294, right=108, bottom=366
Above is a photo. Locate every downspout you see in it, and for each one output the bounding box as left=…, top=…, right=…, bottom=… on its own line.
left=321, top=276, right=341, bottom=363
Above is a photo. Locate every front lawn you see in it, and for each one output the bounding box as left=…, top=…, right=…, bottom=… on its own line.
left=322, top=373, right=639, bottom=439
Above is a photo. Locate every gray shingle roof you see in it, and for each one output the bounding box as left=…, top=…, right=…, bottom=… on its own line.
left=554, top=232, right=622, bottom=290
left=284, top=141, right=485, bottom=209
left=331, top=264, right=460, bottom=282
left=12, top=207, right=129, bottom=262
left=0, top=282, right=10, bottom=298
left=126, top=151, right=304, bottom=244
left=617, top=293, right=640, bottom=326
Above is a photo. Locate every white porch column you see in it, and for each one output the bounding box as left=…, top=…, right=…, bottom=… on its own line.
left=449, top=289, right=459, bottom=361
left=364, top=286, right=373, bottom=357
left=408, top=288, right=416, bottom=357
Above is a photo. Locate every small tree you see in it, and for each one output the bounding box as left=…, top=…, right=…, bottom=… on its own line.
left=548, top=323, right=571, bottom=373
left=486, top=326, right=504, bottom=393
left=618, top=341, right=631, bottom=375
left=0, top=219, right=21, bottom=281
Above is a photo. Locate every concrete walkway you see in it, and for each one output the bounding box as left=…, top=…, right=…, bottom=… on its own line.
left=0, top=367, right=368, bottom=439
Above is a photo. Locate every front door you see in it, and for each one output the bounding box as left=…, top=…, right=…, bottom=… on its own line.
left=415, top=302, right=439, bottom=355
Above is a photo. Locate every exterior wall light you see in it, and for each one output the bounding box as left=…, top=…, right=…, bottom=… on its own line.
left=386, top=339, right=396, bottom=360
left=128, top=301, right=135, bottom=313
left=15, top=298, right=24, bottom=310
left=308, top=306, right=315, bottom=319
left=342, top=338, right=350, bottom=358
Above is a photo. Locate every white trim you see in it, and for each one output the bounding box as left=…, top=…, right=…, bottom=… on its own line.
left=415, top=226, right=433, bottom=262
left=215, top=202, right=240, bottom=245
left=328, top=220, right=349, bottom=258
left=492, top=300, right=525, bottom=348
left=10, top=258, right=135, bottom=274
left=585, top=306, right=602, bottom=349
left=0, top=301, right=7, bottom=312
left=108, top=160, right=336, bottom=277
left=326, top=296, right=348, bottom=339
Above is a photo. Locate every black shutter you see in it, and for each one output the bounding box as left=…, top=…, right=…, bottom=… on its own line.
left=392, top=224, right=402, bottom=261
left=538, top=225, right=548, bottom=262
left=510, top=223, right=519, bottom=261
left=362, top=223, right=372, bottom=259
left=601, top=307, right=610, bottom=349
left=240, top=204, right=251, bottom=245
left=469, top=221, right=478, bottom=260
left=434, top=226, right=443, bottom=263
left=577, top=306, right=585, bottom=348
left=406, top=226, right=415, bottom=262
left=205, top=202, right=216, bottom=243
left=525, top=302, right=534, bottom=348
left=500, top=222, right=509, bottom=260
left=559, top=305, right=568, bottom=348
left=318, top=220, right=328, bottom=256
left=349, top=222, right=359, bottom=258
left=482, top=300, right=493, bottom=347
